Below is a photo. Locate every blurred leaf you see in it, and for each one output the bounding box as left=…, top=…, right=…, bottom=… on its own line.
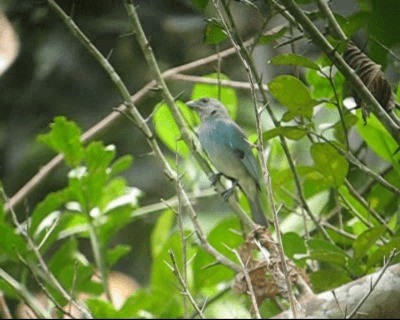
left=333, top=112, right=359, bottom=144
left=310, top=267, right=351, bottom=292
left=257, top=26, right=288, bottom=45
left=151, top=209, right=175, bottom=258
left=153, top=100, right=193, bottom=157
left=107, top=244, right=131, bottom=267
left=306, top=62, right=345, bottom=100
left=282, top=232, right=307, bottom=267
left=204, top=19, right=227, bottom=45
left=367, top=237, right=400, bottom=268
left=30, top=189, right=70, bottom=236
left=191, top=73, right=238, bottom=119
left=119, top=288, right=182, bottom=318
left=311, top=142, right=349, bottom=187
left=353, top=225, right=386, bottom=261
left=192, top=218, right=242, bottom=292
left=356, top=112, right=400, bottom=173
left=192, top=0, right=209, bottom=10
left=151, top=230, right=194, bottom=297
left=0, top=221, right=28, bottom=262
left=38, top=116, right=84, bottom=167
left=97, top=205, right=133, bottom=245
left=110, top=155, right=133, bottom=177
left=339, top=185, right=380, bottom=227
left=86, top=298, right=117, bottom=318
left=262, top=126, right=306, bottom=141
left=83, top=142, right=116, bottom=209
left=268, top=75, right=318, bottom=120
left=270, top=53, right=320, bottom=70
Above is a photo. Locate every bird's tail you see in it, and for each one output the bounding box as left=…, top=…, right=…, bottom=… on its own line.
left=250, top=194, right=269, bottom=227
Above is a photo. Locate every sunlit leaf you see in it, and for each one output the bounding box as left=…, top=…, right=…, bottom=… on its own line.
left=268, top=75, right=318, bottom=120
left=353, top=225, right=386, bottom=261
left=38, top=116, right=84, bottom=167
left=270, top=53, right=320, bottom=70
left=262, top=126, right=307, bottom=141
left=257, top=26, right=288, bottom=45
left=204, top=19, right=227, bottom=45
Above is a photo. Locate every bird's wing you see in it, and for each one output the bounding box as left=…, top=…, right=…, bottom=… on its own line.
left=222, top=120, right=260, bottom=184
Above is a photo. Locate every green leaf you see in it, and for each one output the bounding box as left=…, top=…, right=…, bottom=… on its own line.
left=367, top=237, right=400, bottom=268
left=310, top=142, right=349, bottom=187
left=110, top=155, right=133, bottom=177
left=30, top=189, right=70, bottom=236
left=257, top=26, right=288, bottom=45
left=356, top=112, right=400, bottom=173
left=38, top=116, right=84, bottom=167
left=151, top=209, right=175, bottom=258
left=270, top=53, right=320, bottom=70
left=204, top=19, right=227, bottom=45
left=262, top=126, right=306, bottom=141
left=339, top=185, right=380, bottom=228
left=310, top=267, right=351, bottom=292
left=0, top=222, right=29, bottom=262
left=333, top=113, right=359, bottom=144
left=153, top=100, right=193, bottom=157
left=191, top=73, right=238, bottom=119
left=268, top=75, right=318, bottom=120
left=107, top=245, right=132, bottom=267
left=353, top=225, right=386, bottom=261
left=282, top=232, right=307, bottom=267
left=192, top=218, right=242, bottom=292
left=192, top=0, right=209, bottom=10
left=86, top=298, right=118, bottom=319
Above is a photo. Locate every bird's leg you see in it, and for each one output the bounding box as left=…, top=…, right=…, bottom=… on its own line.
left=210, top=172, right=223, bottom=186
left=221, top=179, right=239, bottom=202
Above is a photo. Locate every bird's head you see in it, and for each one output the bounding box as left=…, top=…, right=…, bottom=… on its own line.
left=186, top=97, right=230, bottom=122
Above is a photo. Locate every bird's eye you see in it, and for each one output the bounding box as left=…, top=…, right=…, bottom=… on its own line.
left=211, top=110, right=217, bottom=115
left=200, top=98, right=209, bottom=103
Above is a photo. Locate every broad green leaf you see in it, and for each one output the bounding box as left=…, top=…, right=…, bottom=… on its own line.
left=97, top=205, right=133, bottom=245
left=110, top=155, right=133, bottom=177
left=83, top=142, right=116, bottom=208
left=270, top=53, right=320, bottom=70
left=282, top=232, right=307, bottom=267
left=262, top=126, right=306, bottom=141
left=192, top=218, right=242, bottom=292
left=204, top=19, right=227, bottom=45
left=86, top=298, right=118, bottom=319
left=310, top=267, right=351, bottom=292
left=151, top=231, right=195, bottom=295
left=38, top=116, right=84, bottom=167
left=353, top=225, right=386, bottom=261
left=151, top=209, right=175, bottom=258
left=0, top=222, right=28, bottom=261
left=339, top=185, right=380, bottom=228
left=367, top=237, right=400, bottom=268
left=191, top=73, right=238, bottom=119
left=153, top=100, right=193, bottom=157
left=356, top=112, right=400, bottom=173
left=107, top=244, right=132, bottom=267
left=268, top=75, right=318, bottom=120
left=192, top=0, right=209, bottom=10
left=30, top=189, right=70, bottom=236
left=310, top=142, right=349, bottom=187
left=257, top=26, right=288, bottom=45
left=333, top=112, right=359, bottom=144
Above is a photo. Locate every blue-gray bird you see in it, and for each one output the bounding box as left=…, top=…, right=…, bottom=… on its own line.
left=187, top=97, right=268, bottom=226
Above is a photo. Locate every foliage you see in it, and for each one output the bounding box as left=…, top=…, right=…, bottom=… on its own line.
left=1, top=0, right=400, bottom=318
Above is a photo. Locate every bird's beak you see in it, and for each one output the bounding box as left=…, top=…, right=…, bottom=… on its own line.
left=186, top=100, right=199, bottom=109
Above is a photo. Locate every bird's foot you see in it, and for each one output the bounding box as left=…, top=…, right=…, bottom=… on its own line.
left=210, top=173, right=223, bottom=186
left=221, top=180, right=238, bottom=202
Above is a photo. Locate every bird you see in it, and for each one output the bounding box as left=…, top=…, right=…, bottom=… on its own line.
left=187, top=97, right=268, bottom=226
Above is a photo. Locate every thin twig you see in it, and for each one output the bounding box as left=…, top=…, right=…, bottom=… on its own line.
left=168, top=251, right=205, bottom=319
left=346, top=250, right=398, bottom=319
left=232, top=250, right=262, bottom=319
